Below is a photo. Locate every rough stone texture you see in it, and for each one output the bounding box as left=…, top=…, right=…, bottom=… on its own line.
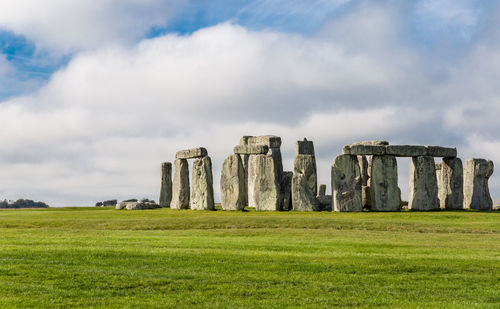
left=386, top=145, right=427, bottom=157
left=438, top=158, right=463, bottom=210
left=362, top=186, right=371, bottom=209
left=220, top=154, right=245, bottom=211
left=191, top=156, right=215, bottom=210
left=247, top=135, right=282, bottom=148
left=234, top=145, right=268, bottom=155
left=331, top=155, right=362, bottom=212
left=171, top=159, right=190, bottom=209
left=358, top=156, right=369, bottom=186
left=343, top=144, right=386, bottom=155
left=240, top=136, right=252, bottom=145
left=464, top=158, right=494, bottom=210
left=292, top=154, right=319, bottom=211
left=317, top=195, right=332, bottom=211
left=318, top=184, right=326, bottom=196
left=282, top=171, right=293, bottom=211
left=175, top=147, right=208, bottom=159
left=426, top=146, right=457, bottom=158
left=159, top=162, right=172, bottom=207
left=240, top=154, right=249, bottom=207
left=125, top=201, right=160, bottom=210
left=409, top=156, right=439, bottom=211
left=435, top=163, right=442, bottom=170
left=296, top=138, right=315, bottom=155
left=248, top=153, right=282, bottom=211
left=115, top=201, right=128, bottom=210
left=124, top=202, right=139, bottom=210
left=370, top=155, right=400, bottom=211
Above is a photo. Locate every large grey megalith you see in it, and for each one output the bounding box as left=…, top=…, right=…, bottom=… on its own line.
left=159, top=162, right=172, bottom=207
left=464, top=158, right=494, bottom=210
left=292, top=138, right=319, bottom=211
left=331, top=154, right=362, bottom=212
left=220, top=154, right=245, bottom=210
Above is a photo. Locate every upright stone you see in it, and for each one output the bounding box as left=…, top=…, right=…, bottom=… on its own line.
left=220, top=154, right=245, bottom=211
left=191, top=156, right=215, bottom=210
left=370, top=155, right=399, bottom=211
left=408, top=156, right=439, bottom=211
left=171, top=159, right=190, bottom=209
left=239, top=154, right=249, bottom=207
left=439, top=158, right=463, bottom=210
left=248, top=153, right=282, bottom=211
left=282, top=171, right=293, bottom=211
left=159, top=162, right=172, bottom=207
left=464, top=158, right=494, bottom=210
left=292, top=155, right=319, bottom=211
left=331, top=155, right=362, bottom=212
left=318, top=184, right=326, bottom=196
left=358, top=156, right=369, bottom=186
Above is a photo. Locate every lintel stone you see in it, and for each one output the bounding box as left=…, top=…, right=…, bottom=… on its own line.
left=175, top=147, right=208, bottom=159
left=247, top=135, right=282, bottom=148
left=234, top=144, right=268, bottom=155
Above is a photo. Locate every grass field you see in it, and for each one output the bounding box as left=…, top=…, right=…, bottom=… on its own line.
left=0, top=207, right=498, bottom=308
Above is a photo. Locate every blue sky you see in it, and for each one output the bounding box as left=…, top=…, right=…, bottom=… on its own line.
left=0, top=0, right=499, bottom=205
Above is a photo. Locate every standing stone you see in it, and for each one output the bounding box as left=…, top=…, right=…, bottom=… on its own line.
left=220, top=155, right=245, bottom=211
left=331, top=155, right=362, bottom=212
left=439, top=158, right=463, bottom=210
left=370, top=155, right=400, bottom=211
left=318, top=184, right=326, bottom=196
left=171, top=159, right=190, bottom=209
left=362, top=186, right=371, bottom=209
left=282, top=171, right=293, bottom=211
left=358, top=156, right=369, bottom=186
left=159, top=162, right=172, bottom=207
left=408, top=156, right=439, bottom=211
left=248, top=153, right=282, bottom=211
left=191, top=156, right=215, bottom=210
left=292, top=155, right=319, bottom=211
left=464, top=158, right=494, bottom=210
left=240, top=154, right=249, bottom=207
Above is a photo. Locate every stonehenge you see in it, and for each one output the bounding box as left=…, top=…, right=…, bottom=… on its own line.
left=155, top=137, right=494, bottom=213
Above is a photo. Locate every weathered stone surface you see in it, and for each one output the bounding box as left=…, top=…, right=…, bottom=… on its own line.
left=126, top=200, right=160, bottom=210
left=282, top=171, right=293, bottom=211
left=318, top=184, right=326, bottom=196
left=317, top=195, right=332, bottom=211
left=370, top=155, right=400, bottom=211
left=331, top=155, right=362, bottom=212
left=240, top=136, right=252, bottom=145
left=115, top=201, right=128, bottom=210
left=234, top=144, right=268, bottom=155
left=220, top=155, right=245, bottom=211
left=349, top=140, right=390, bottom=146
left=191, top=156, right=215, bottom=210
left=362, top=186, right=371, bottom=209
left=343, top=144, right=386, bottom=155
left=159, top=162, right=172, bottom=207
left=171, top=159, right=190, bottom=209
left=292, top=154, right=319, bottom=211
left=386, top=145, right=427, bottom=157
left=124, top=202, right=139, bottom=210
left=175, top=147, right=208, bottom=159
left=426, top=146, right=457, bottom=158
left=296, top=138, right=315, bottom=155
left=439, top=158, right=463, bottom=210
left=435, top=163, right=442, bottom=170
left=409, top=156, right=439, bottom=211
left=358, top=156, right=369, bottom=186
left=248, top=153, right=282, bottom=211
left=464, top=158, right=494, bottom=210
left=247, top=135, right=282, bottom=148
left=240, top=154, right=249, bottom=207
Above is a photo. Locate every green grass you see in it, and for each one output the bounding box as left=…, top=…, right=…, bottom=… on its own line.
left=0, top=208, right=498, bottom=308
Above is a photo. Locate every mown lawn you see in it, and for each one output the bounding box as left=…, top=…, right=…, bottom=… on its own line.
left=0, top=207, right=498, bottom=308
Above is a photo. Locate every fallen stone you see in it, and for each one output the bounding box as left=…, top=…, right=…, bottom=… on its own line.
left=318, top=184, right=326, bottom=196
left=386, top=145, right=427, bottom=157
left=175, top=147, right=208, bottom=159
left=115, top=201, right=128, bottom=210
left=426, top=146, right=457, bottom=158
left=331, top=155, right=362, bottom=212
left=292, top=154, right=319, bottom=211
left=342, top=145, right=386, bottom=155
left=220, top=154, right=245, bottom=211
left=103, top=199, right=117, bottom=206
left=370, top=155, right=400, bottom=211
left=296, top=138, right=315, bottom=155
left=159, top=162, right=172, bottom=207
left=409, top=156, right=439, bottom=211
left=439, top=157, right=463, bottom=210
left=191, top=156, right=215, bottom=210
left=234, top=144, right=268, bottom=155
left=124, top=202, right=139, bottom=210
left=171, top=159, right=190, bottom=209
left=464, top=158, right=494, bottom=210
left=282, top=171, right=293, bottom=211
left=247, top=135, right=282, bottom=148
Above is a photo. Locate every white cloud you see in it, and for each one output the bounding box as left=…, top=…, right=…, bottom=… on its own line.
left=0, top=0, right=185, bottom=52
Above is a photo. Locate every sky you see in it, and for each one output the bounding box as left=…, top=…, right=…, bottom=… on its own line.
left=0, top=0, right=499, bottom=206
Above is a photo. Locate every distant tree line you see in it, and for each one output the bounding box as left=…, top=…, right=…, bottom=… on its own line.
left=0, top=199, right=50, bottom=208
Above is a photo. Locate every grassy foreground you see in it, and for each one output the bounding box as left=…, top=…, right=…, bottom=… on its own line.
left=0, top=208, right=498, bottom=308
